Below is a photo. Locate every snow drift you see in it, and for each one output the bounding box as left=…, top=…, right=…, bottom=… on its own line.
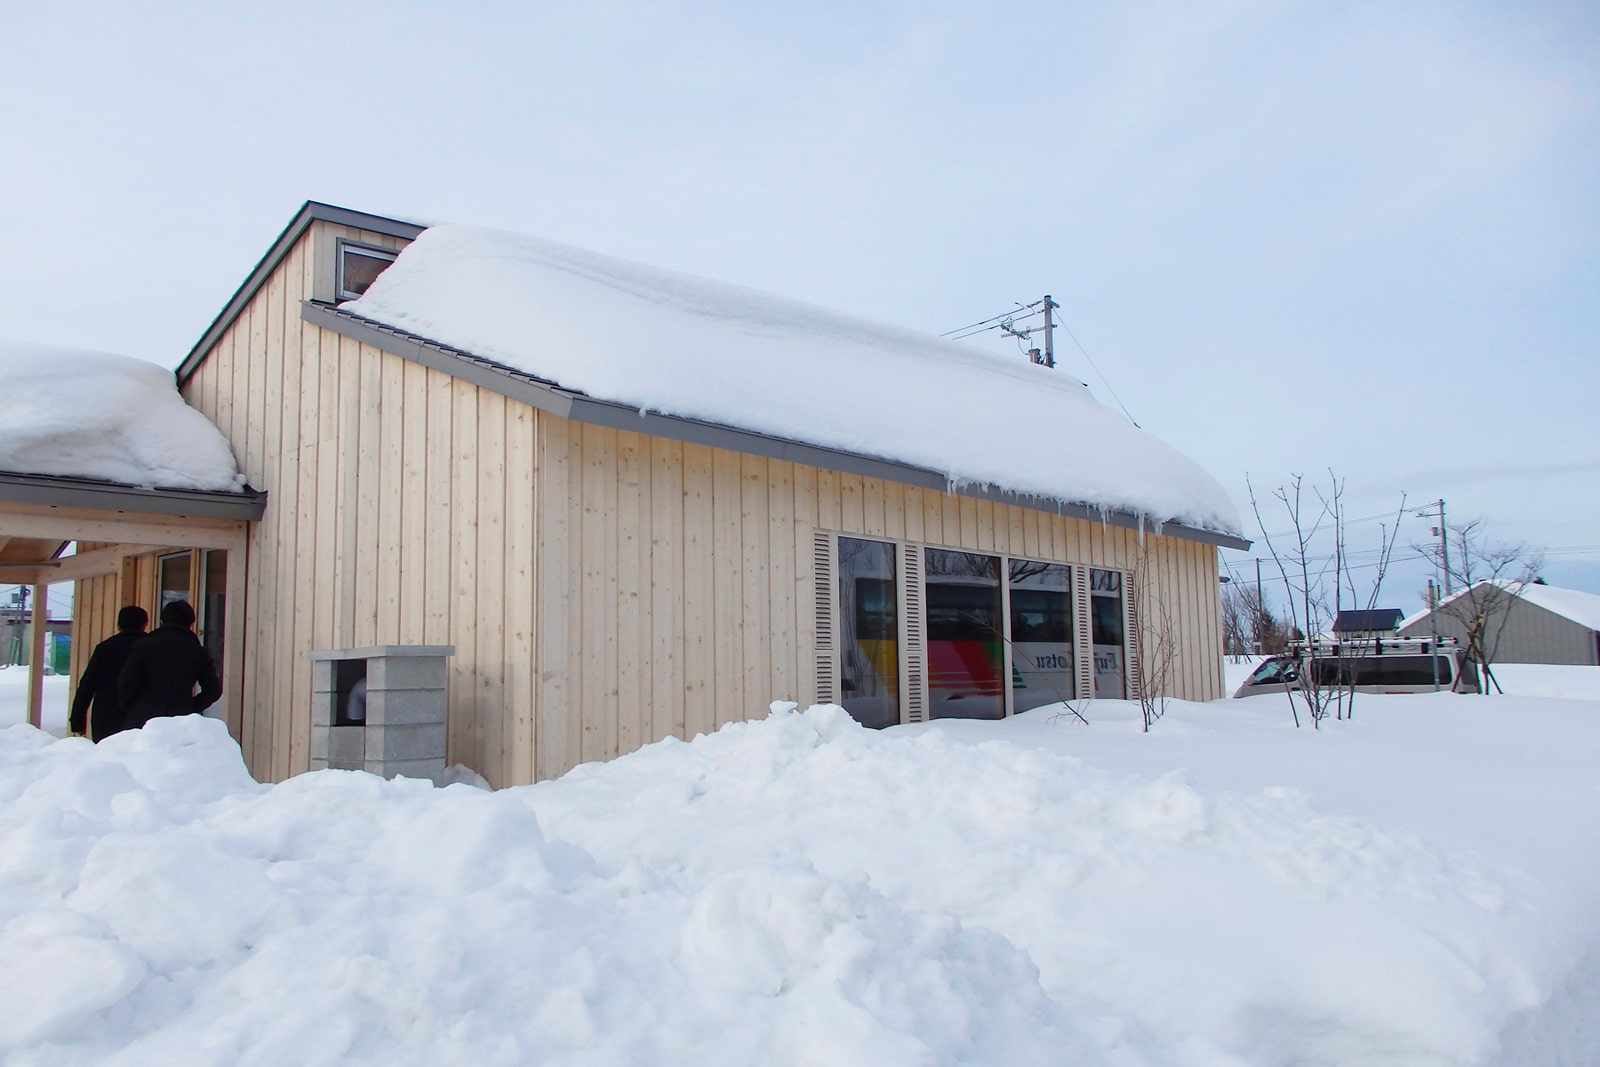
left=4, top=685, right=1599, bottom=1065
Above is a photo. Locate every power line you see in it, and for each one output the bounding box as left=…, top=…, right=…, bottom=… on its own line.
left=1054, top=317, right=1138, bottom=427
left=943, top=298, right=1143, bottom=426
left=940, top=304, right=1031, bottom=339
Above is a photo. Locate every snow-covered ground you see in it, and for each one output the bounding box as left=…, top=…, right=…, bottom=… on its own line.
left=2, top=668, right=1598, bottom=1065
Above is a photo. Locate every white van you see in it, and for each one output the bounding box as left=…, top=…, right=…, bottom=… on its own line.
left=1233, top=638, right=1480, bottom=699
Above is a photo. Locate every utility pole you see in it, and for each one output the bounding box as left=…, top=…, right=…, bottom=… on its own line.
left=1437, top=500, right=1451, bottom=596
left=1254, top=557, right=1264, bottom=653
left=1427, top=578, right=1441, bottom=691
left=1041, top=294, right=1058, bottom=369
left=1003, top=296, right=1060, bottom=368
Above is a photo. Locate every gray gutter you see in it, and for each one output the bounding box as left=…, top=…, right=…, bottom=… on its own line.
left=177, top=202, right=426, bottom=384
left=0, top=472, right=267, bottom=522
left=306, top=303, right=1250, bottom=551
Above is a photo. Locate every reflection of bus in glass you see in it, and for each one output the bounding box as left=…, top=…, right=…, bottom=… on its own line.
left=840, top=552, right=1081, bottom=723
left=924, top=573, right=1005, bottom=718
left=1010, top=586, right=1075, bottom=709
left=840, top=576, right=899, bottom=728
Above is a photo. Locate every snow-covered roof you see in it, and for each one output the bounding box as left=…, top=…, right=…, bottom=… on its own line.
left=344, top=225, right=1242, bottom=538
left=1401, top=581, right=1600, bottom=633
left=0, top=341, right=245, bottom=493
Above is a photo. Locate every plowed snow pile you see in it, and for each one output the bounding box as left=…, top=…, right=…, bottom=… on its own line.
left=2, top=685, right=1598, bottom=1065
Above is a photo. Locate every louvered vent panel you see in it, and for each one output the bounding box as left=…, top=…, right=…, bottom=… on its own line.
left=813, top=532, right=836, bottom=704
left=1124, top=572, right=1143, bottom=701
left=1074, top=566, right=1094, bottom=699
left=901, top=543, right=926, bottom=723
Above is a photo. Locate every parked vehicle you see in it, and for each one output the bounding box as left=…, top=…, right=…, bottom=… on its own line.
left=1233, top=637, right=1480, bottom=698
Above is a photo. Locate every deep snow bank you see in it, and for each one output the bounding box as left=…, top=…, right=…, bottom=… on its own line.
left=0, top=715, right=1092, bottom=1065
left=2, top=695, right=1598, bottom=1065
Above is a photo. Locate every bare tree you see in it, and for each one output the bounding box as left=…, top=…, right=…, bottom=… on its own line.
left=1130, top=532, right=1178, bottom=732
left=1220, top=583, right=1251, bottom=660
left=1220, top=582, right=1290, bottom=659
left=1247, top=471, right=1407, bottom=727
left=1415, top=520, right=1542, bottom=694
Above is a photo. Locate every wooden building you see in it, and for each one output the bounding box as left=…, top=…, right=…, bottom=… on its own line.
left=69, top=202, right=1248, bottom=787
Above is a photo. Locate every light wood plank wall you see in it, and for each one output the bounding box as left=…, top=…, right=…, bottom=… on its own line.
left=162, top=218, right=1223, bottom=788
left=532, top=420, right=1226, bottom=785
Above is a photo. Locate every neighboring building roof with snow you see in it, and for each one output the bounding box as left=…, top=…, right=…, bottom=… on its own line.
left=1333, top=608, right=1404, bottom=634
left=1401, top=581, right=1600, bottom=633
left=332, top=222, right=1245, bottom=543
left=0, top=341, right=247, bottom=494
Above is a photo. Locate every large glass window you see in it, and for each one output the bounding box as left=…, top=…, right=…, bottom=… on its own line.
left=200, top=549, right=228, bottom=674
left=158, top=552, right=192, bottom=612
left=925, top=549, right=1005, bottom=719
left=1009, top=561, right=1075, bottom=711
left=1091, top=567, right=1127, bottom=698
left=838, top=537, right=899, bottom=729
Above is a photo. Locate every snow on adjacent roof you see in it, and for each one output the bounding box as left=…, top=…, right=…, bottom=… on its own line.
left=1520, top=583, right=1600, bottom=631
left=345, top=225, right=1243, bottom=537
left=1401, top=580, right=1600, bottom=632
left=0, top=341, right=245, bottom=493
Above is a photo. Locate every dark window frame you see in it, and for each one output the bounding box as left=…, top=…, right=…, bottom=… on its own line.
left=336, top=240, right=399, bottom=302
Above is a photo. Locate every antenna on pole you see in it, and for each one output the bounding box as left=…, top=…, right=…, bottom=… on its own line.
left=994, top=296, right=1060, bottom=368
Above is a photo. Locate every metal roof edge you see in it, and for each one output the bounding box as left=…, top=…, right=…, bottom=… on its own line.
left=0, top=471, right=267, bottom=521
left=302, top=302, right=578, bottom=420
left=303, top=305, right=1250, bottom=552
left=177, top=202, right=426, bottom=384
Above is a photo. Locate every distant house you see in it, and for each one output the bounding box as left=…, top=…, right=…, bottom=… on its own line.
left=1399, top=582, right=1600, bottom=666
left=57, top=202, right=1248, bottom=787
left=1331, top=609, right=1404, bottom=639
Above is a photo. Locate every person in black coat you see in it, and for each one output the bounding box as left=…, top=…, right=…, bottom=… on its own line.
left=69, top=605, right=148, bottom=741
left=118, top=599, right=222, bottom=729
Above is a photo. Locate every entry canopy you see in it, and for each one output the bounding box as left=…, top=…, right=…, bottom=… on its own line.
left=0, top=340, right=262, bottom=732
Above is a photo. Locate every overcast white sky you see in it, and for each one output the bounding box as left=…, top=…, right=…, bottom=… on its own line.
left=3, top=1, right=1596, bottom=606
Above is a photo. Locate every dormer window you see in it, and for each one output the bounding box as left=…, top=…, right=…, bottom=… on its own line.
left=337, top=242, right=397, bottom=301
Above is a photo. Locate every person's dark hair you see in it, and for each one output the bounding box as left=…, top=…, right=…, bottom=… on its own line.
left=159, top=599, right=196, bottom=628
left=116, top=605, right=149, bottom=631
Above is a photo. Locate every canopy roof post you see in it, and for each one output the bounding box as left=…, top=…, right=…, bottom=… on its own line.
left=27, top=583, right=45, bottom=729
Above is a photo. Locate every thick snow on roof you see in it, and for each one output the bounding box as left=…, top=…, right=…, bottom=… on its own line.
left=346, top=225, right=1242, bottom=536
left=0, top=341, right=244, bottom=492
left=1405, top=580, right=1600, bottom=633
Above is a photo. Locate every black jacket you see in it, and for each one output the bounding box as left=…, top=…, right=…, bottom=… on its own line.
left=118, top=624, right=223, bottom=728
left=69, top=629, right=145, bottom=740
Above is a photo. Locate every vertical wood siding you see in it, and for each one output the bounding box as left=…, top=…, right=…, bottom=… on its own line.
left=532, top=425, right=1226, bottom=782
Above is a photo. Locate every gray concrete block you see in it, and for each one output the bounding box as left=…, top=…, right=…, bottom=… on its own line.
left=369, top=656, right=448, bottom=692
left=365, top=688, right=448, bottom=727
left=314, top=690, right=344, bottom=728
left=311, top=660, right=339, bottom=694
left=365, top=724, right=446, bottom=762
left=327, top=757, right=364, bottom=772
left=373, top=757, right=446, bottom=782
left=329, top=726, right=367, bottom=763
left=310, top=725, right=330, bottom=762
